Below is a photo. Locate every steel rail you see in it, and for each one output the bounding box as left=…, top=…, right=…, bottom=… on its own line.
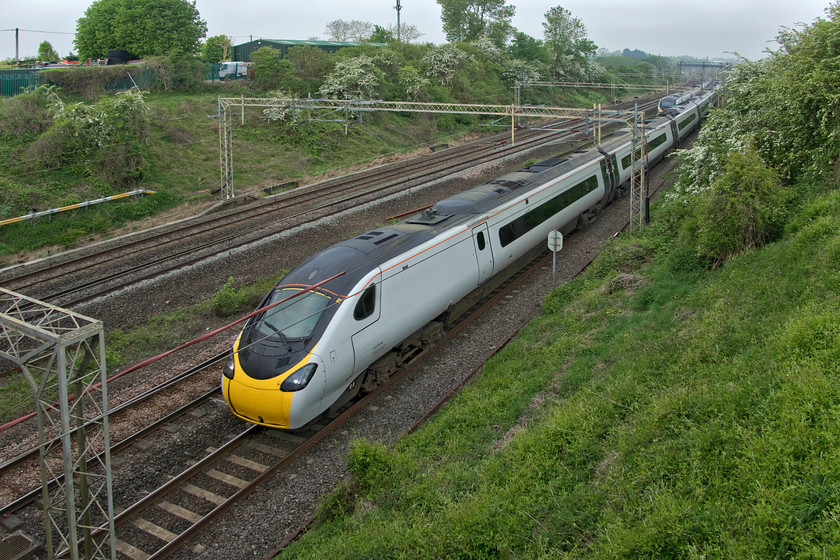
left=0, top=123, right=568, bottom=303
left=0, top=353, right=228, bottom=516
left=4, top=122, right=592, bottom=309
left=2, top=96, right=659, bottom=294
left=0, top=120, right=554, bottom=288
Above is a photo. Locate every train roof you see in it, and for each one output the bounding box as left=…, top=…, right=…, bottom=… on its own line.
left=281, top=149, right=603, bottom=295
left=278, top=87, right=717, bottom=296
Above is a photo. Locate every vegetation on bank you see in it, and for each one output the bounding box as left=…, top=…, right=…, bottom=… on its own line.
left=278, top=189, right=840, bottom=559
left=0, top=30, right=672, bottom=259
left=276, top=6, right=840, bottom=559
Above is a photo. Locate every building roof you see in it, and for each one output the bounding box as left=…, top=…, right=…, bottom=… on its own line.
left=234, top=39, right=387, bottom=48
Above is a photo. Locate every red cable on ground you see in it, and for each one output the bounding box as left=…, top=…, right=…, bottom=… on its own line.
left=0, top=272, right=345, bottom=434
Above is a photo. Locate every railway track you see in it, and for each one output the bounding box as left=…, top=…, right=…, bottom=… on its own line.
left=0, top=352, right=229, bottom=518
left=0, top=246, right=553, bottom=559
left=0, top=126, right=562, bottom=302
left=0, top=93, right=670, bottom=558
left=75, top=242, right=558, bottom=560
left=0, top=98, right=659, bottom=312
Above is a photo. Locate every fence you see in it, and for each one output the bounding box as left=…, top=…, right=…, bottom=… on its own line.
left=0, top=63, right=247, bottom=97
left=0, top=69, right=40, bottom=97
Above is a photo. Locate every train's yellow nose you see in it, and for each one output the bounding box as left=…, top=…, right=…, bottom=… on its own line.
left=223, top=374, right=294, bottom=429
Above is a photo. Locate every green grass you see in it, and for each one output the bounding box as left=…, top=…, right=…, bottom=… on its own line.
left=278, top=189, right=840, bottom=559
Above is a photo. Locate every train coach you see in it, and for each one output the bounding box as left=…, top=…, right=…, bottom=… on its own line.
left=222, top=86, right=719, bottom=429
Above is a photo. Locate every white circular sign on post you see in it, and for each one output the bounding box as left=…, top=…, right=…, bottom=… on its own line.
left=547, top=230, right=563, bottom=252
left=548, top=230, right=563, bottom=284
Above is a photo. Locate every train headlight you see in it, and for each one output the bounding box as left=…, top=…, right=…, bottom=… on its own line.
left=223, top=354, right=236, bottom=380
left=280, top=363, right=317, bottom=392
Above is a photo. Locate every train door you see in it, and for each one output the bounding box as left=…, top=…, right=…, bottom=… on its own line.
left=349, top=274, right=383, bottom=383
left=472, top=224, right=494, bottom=285
left=598, top=154, right=615, bottom=205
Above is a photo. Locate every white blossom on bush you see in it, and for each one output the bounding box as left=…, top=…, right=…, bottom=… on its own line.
left=421, top=45, right=475, bottom=86
left=49, top=89, right=148, bottom=149
left=397, top=66, right=430, bottom=101
left=469, top=37, right=501, bottom=62
left=552, top=55, right=605, bottom=82
left=261, top=91, right=294, bottom=121
left=318, top=56, right=381, bottom=100
left=501, top=59, right=545, bottom=85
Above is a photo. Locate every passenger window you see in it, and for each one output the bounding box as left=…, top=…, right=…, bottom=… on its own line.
left=354, top=285, right=376, bottom=320
left=476, top=231, right=486, bottom=251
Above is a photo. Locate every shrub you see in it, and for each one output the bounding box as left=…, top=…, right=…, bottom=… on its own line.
left=421, top=45, right=475, bottom=86
left=347, top=439, right=399, bottom=497
left=211, top=276, right=252, bottom=317
left=143, top=54, right=206, bottom=92
left=41, top=66, right=132, bottom=98
left=211, top=276, right=237, bottom=317
left=690, top=147, right=789, bottom=268
left=397, top=65, right=429, bottom=100
left=251, top=47, right=296, bottom=91
left=28, top=88, right=151, bottom=187
left=0, top=86, right=54, bottom=140
left=318, top=55, right=382, bottom=99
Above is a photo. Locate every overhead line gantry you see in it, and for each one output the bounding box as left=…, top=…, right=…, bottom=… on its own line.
left=216, top=97, right=643, bottom=200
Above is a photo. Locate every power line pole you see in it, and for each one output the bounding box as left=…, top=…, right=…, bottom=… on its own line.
left=395, top=0, right=402, bottom=41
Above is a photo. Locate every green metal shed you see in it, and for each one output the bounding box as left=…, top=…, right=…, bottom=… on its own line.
left=232, top=39, right=386, bottom=62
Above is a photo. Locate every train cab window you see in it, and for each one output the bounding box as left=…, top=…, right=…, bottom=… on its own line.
left=476, top=231, right=486, bottom=251
left=354, top=284, right=376, bottom=320
left=256, top=289, right=331, bottom=339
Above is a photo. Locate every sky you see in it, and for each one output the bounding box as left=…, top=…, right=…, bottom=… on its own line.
left=1, top=0, right=832, bottom=62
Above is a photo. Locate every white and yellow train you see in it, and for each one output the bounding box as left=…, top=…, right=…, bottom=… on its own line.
left=222, top=86, right=719, bottom=429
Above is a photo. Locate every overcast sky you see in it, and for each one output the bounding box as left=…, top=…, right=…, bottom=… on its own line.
left=1, top=0, right=832, bottom=61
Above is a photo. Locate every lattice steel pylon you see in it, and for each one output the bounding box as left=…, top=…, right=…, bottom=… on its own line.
left=629, top=104, right=648, bottom=232
left=0, top=288, right=116, bottom=560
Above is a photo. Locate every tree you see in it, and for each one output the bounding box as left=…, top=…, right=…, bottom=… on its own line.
left=542, top=6, right=597, bottom=79
left=38, top=41, right=60, bottom=62
left=370, top=25, right=395, bottom=43
left=203, top=35, right=231, bottom=63
left=436, top=0, right=515, bottom=44
left=622, top=48, right=648, bottom=59
left=391, top=23, right=424, bottom=43
left=324, top=19, right=374, bottom=42
left=508, top=32, right=548, bottom=63
left=251, top=47, right=296, bottom=90
left=369, top=23, right=424, bottom=44
left=75, top=0, right=207, bottom=60
left=285, top=45, right=333, bottom=82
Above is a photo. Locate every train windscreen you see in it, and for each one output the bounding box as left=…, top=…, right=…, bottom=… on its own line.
left=256, top=289, right=332, bottom=339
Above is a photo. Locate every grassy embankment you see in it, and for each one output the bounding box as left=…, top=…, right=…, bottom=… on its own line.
left=277, top=185, right=840, bottom=558
left=0, top=89, right=497, bottom=259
